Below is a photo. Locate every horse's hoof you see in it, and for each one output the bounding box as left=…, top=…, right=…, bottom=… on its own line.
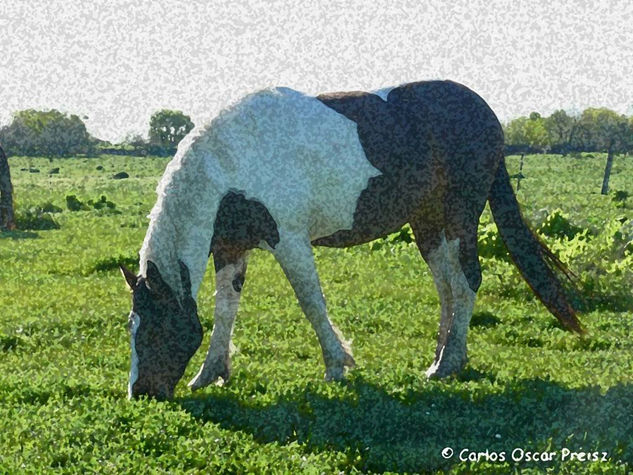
left=324, top=366, right=346, bottom=382
left=343, top=352, right=356, bottom=368
left=188, top=359, right=230, bottom=390
left=425, top=355, right=467, bottom=380
left=324, top=351, right=355, bottom=381
left=188, top=373, right=207, bottom=391
left=425, top=363, right=455, bottom=380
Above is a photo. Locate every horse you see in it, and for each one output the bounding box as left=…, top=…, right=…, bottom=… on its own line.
left=120, top=80, right=582, bottom=400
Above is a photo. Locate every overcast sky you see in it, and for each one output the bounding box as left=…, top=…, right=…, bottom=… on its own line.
left=1, top=0, right=632, bottom=142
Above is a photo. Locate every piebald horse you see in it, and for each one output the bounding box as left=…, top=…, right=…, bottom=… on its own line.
left=121, top=80, right=582, bottom=400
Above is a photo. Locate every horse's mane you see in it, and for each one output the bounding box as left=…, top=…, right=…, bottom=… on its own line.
left=138, top=125, right=217, bottom=297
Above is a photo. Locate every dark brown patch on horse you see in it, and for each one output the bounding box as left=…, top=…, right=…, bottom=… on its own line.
left=210, top=191, right=279, bottom=272
left=313, top=88, right=435, bottom=246
left=313, top=81, right=502, bottom=292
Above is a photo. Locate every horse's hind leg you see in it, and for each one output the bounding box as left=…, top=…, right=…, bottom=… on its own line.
left=411, top=216, right=479, bottom=378
left=189, top=246, right=248, bottom=390
left=272, top=230, right=355, bottom=381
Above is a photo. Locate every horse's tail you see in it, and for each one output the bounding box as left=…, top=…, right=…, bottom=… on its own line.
left=488, top=156, right=583, bottom=333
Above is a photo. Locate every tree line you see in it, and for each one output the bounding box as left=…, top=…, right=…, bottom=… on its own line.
left=504, top=108, right=633, bottom=156
left=2, top=105, right=632, bottom=159
left=0, top=109, right=194, bottom=158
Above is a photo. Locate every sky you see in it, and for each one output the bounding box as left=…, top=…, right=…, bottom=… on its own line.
left=1, top=0, right=632, bottom=143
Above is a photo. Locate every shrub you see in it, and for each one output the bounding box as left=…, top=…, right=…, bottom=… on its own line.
left=15, top=207, right=60, bottom=230
left=66, top=194, right=89, bottom=211
left=66, top=194, right=117, bottom=213
left=41, top=202, right=63, bottom=213
left=87, top=195, right=116, bottom=210
left=538, top=209, right=584, bottom=240
left=612, top=190, right=629, bottom=208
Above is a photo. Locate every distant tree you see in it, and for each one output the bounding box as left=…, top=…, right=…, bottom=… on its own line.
left=504, top=117, right=529, bottom=151
left=574, top=108, right=628, bottom=152
left=0, top=143, right=15, bottom=230
left=0, top=109, right=93, bottom=157
left=544, top=110, right=577, bottom=154
left=504, top=114, right=550, bottom=152
left=524, top=113, right=549, bottom=152
left=148, top=110, right=194, bottom=155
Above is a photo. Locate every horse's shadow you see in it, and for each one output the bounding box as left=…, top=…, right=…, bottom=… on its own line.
left=176, top=373, right=633, bottom=472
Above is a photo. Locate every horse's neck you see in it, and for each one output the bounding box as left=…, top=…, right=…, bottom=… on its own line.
left=139, top=156, right=220, bottom=299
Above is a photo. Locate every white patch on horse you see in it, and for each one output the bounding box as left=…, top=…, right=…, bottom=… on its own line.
left=371, top=86, right=395, bottom=101
left=139, top=87, right=381, bottom=299
left=127, top=311, right=141, bottom=399
left=424, top=234, right=476, bottom=378
left=189, top=259, right=244, bottom=389
left=198, top=87, right=382, bottom=238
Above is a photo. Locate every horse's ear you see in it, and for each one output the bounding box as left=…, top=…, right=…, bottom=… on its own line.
left=178, top=260, right=199, bottom=327
left=145, top=260, right=169, bottom=294
left=120, top=265, right=138, bottom=290
left=178, top=260, right=192, bottom=296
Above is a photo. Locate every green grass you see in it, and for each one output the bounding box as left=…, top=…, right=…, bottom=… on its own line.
left=1, top=153, right=631, bottom=473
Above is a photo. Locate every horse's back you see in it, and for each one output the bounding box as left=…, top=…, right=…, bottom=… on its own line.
left=319, top=80, right=503, bottom=172
left=181, top=82, right=504, bottom=250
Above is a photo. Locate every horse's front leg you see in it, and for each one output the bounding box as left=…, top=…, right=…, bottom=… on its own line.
left=189, top=248, right=247, bottom=390
left=272, top=231, right=355, bottom=381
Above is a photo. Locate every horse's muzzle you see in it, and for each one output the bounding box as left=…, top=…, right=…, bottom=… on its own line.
left=130, top=380, right=173, bottom=401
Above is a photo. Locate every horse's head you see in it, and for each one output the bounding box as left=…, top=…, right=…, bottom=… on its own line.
left=120, top=260, right=203, bottom=400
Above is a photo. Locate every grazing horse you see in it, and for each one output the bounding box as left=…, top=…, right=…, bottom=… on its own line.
left=121, top=80, right=582, bottom=400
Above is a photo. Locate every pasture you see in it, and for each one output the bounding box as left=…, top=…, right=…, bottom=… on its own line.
left=1, top=153, right=631, bottom=473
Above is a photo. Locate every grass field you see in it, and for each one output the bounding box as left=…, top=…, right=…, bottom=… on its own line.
left=1, top=153, right=631, bottom=473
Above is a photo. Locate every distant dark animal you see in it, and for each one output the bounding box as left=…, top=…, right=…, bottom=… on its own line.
left=0, top=144, right=15, bottom=230
left=120, top=81, right=581, bottom=400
